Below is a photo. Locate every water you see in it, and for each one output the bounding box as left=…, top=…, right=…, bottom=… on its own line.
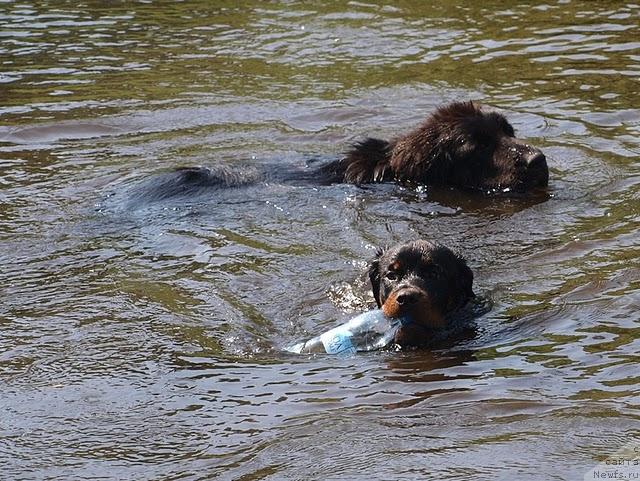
left=1, top=1, right=639, bottom=480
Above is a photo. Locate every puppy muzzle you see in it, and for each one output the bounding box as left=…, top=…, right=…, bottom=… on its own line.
left=382, top=285, right=446, bottom=330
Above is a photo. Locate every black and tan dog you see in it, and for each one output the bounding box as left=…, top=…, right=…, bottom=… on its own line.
left=368, top=239, right=474, bottom=347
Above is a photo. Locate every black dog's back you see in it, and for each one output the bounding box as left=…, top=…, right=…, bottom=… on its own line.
left=129, top=136, right=393, bottom=205
left=126, top=166, right=258, bottom=205
left=125, top=160, right=336, bottom=207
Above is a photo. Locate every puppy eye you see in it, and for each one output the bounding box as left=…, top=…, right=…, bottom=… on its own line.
left=385, top=272, right=398, bottom=281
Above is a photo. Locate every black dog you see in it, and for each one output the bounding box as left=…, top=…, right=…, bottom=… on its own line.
left=127, top=101, right=548, bottom=204
left=322, top=101, right=548, bottom=193
left=368, top=239, right=474, bottom=347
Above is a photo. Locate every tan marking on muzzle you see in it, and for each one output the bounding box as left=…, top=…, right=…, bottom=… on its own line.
left=382, top=288, right=446, bottom=329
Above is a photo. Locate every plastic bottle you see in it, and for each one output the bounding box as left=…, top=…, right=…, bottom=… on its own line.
left=286, top=310, right=408, bottom=355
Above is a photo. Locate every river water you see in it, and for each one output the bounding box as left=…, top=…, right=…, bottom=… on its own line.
left=1, top=2, right=639, bottom=480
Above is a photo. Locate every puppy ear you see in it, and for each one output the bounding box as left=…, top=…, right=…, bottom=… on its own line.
left=456, top=255, right=474, bottom=300
left=368, top=247, right=384, bottom=307
left=447, top=254, right=474, bottom=310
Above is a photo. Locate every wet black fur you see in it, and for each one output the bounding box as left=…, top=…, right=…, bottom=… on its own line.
left=128, top=101, right=548, bottom=204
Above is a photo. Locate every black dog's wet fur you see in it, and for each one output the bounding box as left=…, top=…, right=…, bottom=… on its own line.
left=127, top=166, right=259, bottom=204
left=130, top=101, right=548, bottom=204
left=321, top=101, right=548, bottom=192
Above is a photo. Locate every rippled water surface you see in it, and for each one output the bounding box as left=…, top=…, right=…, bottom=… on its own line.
left=1, top=2, right=639, bottom=480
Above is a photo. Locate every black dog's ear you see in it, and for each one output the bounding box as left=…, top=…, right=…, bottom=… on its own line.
left=456, top=255, right=475, bottom=302
left=368, top=247, right=385, bottom=307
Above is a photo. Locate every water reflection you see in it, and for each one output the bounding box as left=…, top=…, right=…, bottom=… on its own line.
left=1, top=0, right=639, bottom=479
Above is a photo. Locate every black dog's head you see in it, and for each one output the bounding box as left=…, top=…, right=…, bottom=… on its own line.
left=390, top=101, right=548, bottom=193
left=368, top=240, right=474, bottom=347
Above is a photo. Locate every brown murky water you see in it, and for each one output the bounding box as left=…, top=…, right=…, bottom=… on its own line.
left=1, top=2, right=639, bottom=480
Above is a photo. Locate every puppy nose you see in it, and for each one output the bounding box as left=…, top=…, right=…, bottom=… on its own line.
left=525, top=149, right=547, bottom=169
left=396, top=289, right=419, bottom=306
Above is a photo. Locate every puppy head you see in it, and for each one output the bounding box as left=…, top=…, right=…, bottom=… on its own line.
left=390, top=101, right=548, bottom=193
left=368, top=240, right=474, bottom=346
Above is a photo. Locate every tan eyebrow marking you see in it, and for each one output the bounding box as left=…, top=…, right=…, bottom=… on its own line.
left=389, top=261, right=402, bottom=272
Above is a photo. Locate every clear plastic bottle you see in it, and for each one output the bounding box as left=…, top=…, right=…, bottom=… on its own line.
left=286, top=310, right=406, bottom=355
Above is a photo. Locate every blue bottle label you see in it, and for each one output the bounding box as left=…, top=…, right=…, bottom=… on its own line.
left=320, top=329, right=357, bottom=355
